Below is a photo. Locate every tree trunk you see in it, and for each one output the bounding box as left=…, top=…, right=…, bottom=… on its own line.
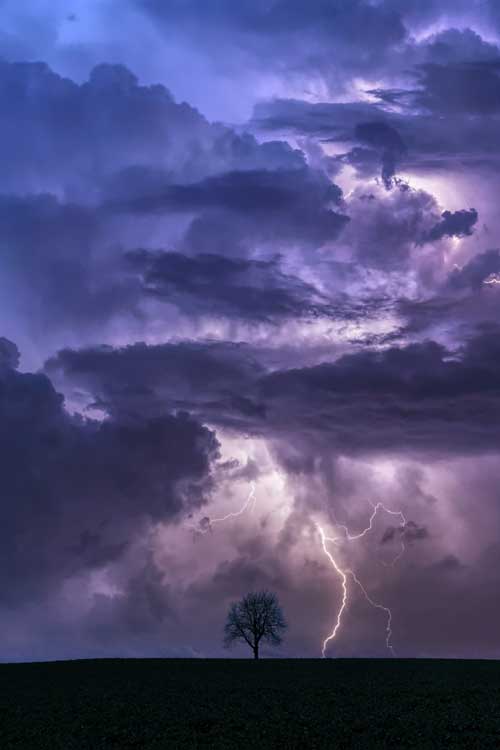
left=253, top=644, right=259, bottom=660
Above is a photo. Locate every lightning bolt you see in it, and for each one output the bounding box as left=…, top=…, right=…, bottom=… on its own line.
left=484, top=274, right=500, bottom=285
left=318, top=501, right=406, bottom=658
left=188, top=481, right=256, bottom=535
left=190, top=478, right=404, bottom=656
left=331, top=501, right=407, bottom=566
left=318, top=524, right=348, bottom=655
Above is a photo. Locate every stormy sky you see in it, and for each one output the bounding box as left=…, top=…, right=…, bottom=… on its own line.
left=2, top=0, right=500, bottom=660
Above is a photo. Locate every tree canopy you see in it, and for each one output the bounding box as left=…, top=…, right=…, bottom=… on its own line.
left=224, top=590, right=287, bottom=659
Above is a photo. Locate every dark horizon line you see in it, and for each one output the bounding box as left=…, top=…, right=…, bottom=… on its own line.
left=1, top=656, right=498, bottom=665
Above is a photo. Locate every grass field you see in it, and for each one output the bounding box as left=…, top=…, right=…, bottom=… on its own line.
left=1, top=658, right=500, bottom=748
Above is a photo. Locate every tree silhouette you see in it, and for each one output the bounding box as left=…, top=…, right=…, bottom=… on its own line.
left=223, top=590, right=287, bottom=659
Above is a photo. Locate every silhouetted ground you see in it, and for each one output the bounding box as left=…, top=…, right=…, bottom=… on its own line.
left=1, top=658, right=500, bottom=748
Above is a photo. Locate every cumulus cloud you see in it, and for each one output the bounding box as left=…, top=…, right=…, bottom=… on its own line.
left=337, top=181, right=441, bottom=269
left=0, top=59, right=347, bottom=363
left=0, top=60, right=304, bottom=196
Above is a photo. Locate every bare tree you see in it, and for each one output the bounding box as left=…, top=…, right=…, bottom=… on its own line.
left=223, top=590, right=287, bottom=659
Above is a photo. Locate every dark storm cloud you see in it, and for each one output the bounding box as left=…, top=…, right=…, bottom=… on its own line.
left=137, top=0, right=407, bottom=76
left=338, top=147, right=381, bottom=180
left=0, top=338, right=219, bottom=606
left=48, top=324, right=500, bottom=456
left=259, top=326, right=500, bottom=454
left=0, top=58, right=348, bottom=358
left=414, top=61, right=500, bottom=115
left=412, top=27, right=500, bottom=65
left=126, top=250, right=334, bottom=322
left=252, top=99, right=381, bottom=138
left=0, top=58, right=304, bottom=196
left=256, top=95, right=499, bottom=173
left=253, top=101, right=411, bottom=188
left=138, top=0, right=404, bottom=38
left=0, top=193, right=136, bottom=333
left=109, top=167, right=342, bottom=215
left=108, top=167, right=348, bottom=248
left=46, top=340, right=266, bottom=426
left=354, top=122, right=407, bottom=188
left=424, top=208, right=478, bottom=243
left=253, top=100, right=412, bottom=184
left=253, top=58, right=500, bottom=174
left=136, top=0, right=500, bottom=75
left=365, top=29, right=500, bottom=115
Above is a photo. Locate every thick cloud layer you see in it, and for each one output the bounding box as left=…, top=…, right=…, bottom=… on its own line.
left=126, top=250, right=335, bottom=322
left=0, top=339, right=219, bottom=608
left=0, top=60, right=304, bottom=195
left=47, top=325, right=500, bottom=456
left=2, top=1, right=500, bottom=660
left=0, top=59, right=347, bottom=363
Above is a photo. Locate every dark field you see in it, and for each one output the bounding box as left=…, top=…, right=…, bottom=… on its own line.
left=1, top=658, right=500, bottom=749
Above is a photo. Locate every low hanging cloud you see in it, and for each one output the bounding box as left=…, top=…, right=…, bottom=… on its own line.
left=258, top=329, right=500, bottom=455
left=45, top=339, right=265, bottom=425
left=47, top=324, right=500, bottom=456
left=0, top=338, right=219, bottom=607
